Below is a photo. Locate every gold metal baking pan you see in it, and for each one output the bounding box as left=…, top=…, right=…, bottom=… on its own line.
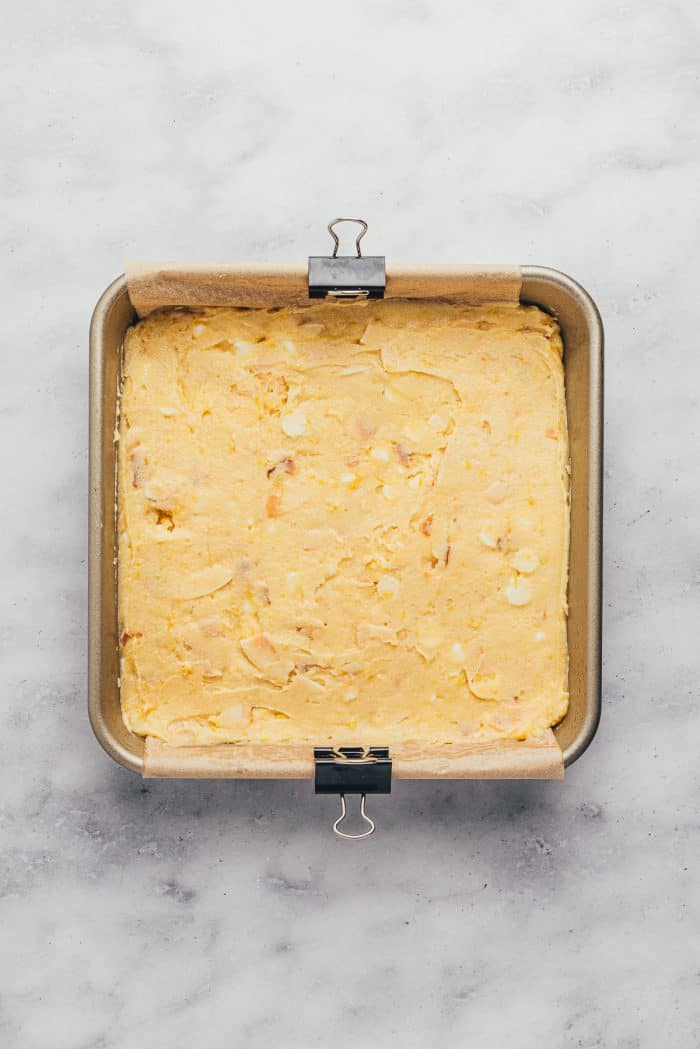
left=88, top=264, right=602, bottom=780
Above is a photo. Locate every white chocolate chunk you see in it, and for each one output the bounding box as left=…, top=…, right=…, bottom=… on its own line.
left=216, top=703, right=251, bottom=727
left=201, top=664, right=223, bottom=680
left=403, top=422, right=427, bottom=443
left=465, top=668, right=501, bottom=700
left=281, top=409, right=307, bottom=437
left=478, top=530, right=498, bottom=549
left=339, top=365, right=372, bottom=376
left=240, top=634, right=294, bottom=683
left=376, top=576, right=400, bottom=597
left=176, top=565, right=233, bottom=600
left=505, top=575, right=533, bottom=606
left=428, top=413, right=447, bottom=432
left=511, top=548, right=540, bottom=574
left=356, top=622, right=397, bottom=645
left=486, top=481, right=509, bottom=504
left=371, top=446, right=390, bottom=462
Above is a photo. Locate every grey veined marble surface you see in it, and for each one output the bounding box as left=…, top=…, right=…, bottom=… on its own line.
left=2, top=1, right=699, bottom=1046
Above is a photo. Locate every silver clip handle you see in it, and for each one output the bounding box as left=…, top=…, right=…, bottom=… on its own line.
left=332, top=793, right=376, bottom=840
left=327, top=217, right=368, bottom=259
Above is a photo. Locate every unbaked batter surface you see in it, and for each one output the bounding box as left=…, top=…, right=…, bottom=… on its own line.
left=118, top=300, right=569, bottom=745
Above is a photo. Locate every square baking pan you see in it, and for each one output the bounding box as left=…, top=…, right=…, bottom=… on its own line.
left=88, top=264, right=602, bottom=780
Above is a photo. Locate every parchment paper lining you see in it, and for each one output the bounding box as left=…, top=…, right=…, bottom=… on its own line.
left=125, top=262, right=523, bottom=316
left=143, top=731, right=563, bottom=780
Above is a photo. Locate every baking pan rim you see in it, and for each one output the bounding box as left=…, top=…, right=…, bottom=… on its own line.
left=88, top=265, right=603, bottom=775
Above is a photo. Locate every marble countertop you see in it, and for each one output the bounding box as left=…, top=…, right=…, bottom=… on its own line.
left=3, top=1, right=699, bottom=1045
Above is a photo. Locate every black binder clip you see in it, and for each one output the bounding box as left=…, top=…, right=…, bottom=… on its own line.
left=314, top=746, right=392, bottom=840
left=308, top=218, right=386, bottom=300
